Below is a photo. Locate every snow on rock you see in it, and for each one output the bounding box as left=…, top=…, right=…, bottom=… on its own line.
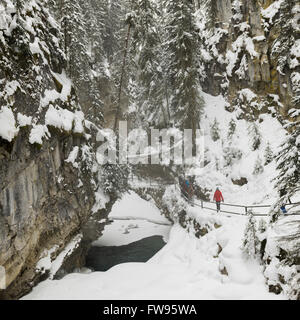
left=291, top=39, right=300, bottom=59
left=17, top=113, right=32, bottom=127
left=29, top=124, right=50, bottom=145
left=0, top=80, right=21, bottom=99
left=36, top=234, right=83, bottom=280
left=0, top=106, right=19, bottom=142
left=261, top=0, right=284, bottom=25
left=65, top=146, right=79, bottom=168
left=40, top=71, right=72, bottom=108
left=266, top=215, right=300, bottom=253
left=45, top=105, right=85, bottom=133
left=92, top=187, right=110, bottom=213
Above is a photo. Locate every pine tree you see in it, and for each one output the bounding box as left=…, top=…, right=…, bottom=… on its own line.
left=271, top=0, right=297, bottom=75
left=242, top=210, right=260, bottom=259
left=113, top=11, right=135, bottom=131
left=130, top=0, right=165, bottom=128
left=223, top=146, right=242, bottom=166
left=59, top=0, right=105, bottom=125
left=253, top=156, right=264, bottom=175
left=211, top=118, right=220, bottom=141
left=102, top=0, right=123, bottom=61
left=204, top=0, right=218, bottom=30
left=258, top=218, right=267, bottom=235
left=227, top=118, right=237, bottom=140
left=100, top=163, right=129, bottom=197
left=264, top=142, right=273, bottom=165
left=257, top=218, right=267, bottom=260
left=248, top=123, right=261, bottom=151
left=272, top=122, right=300, bottom=220
left=163, top=0, right=204, bottom=140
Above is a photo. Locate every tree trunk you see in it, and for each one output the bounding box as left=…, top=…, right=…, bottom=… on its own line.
left=114, top=23, right=132, bottom=131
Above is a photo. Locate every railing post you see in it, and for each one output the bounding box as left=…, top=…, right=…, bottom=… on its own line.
left=201, top=200, right=203, bottom=209
left=245, top=206, right=248, bottom=215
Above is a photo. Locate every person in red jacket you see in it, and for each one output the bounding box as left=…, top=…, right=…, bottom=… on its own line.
left=213, top=187, right=224, bottom=212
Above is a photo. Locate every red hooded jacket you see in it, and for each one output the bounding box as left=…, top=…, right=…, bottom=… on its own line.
left=213, top=189, right=224, bottom=202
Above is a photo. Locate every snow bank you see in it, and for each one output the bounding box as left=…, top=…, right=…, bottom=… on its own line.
left=23, top=220, right=285, bottom=300
left=0, top=106, right=19, bottom=142
left=107, top=191, right=169, bottom=224
left=92, top=191, right=170, bottom=247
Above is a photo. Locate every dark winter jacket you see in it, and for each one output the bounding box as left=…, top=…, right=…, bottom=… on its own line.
left=183, top=180, right=194, bottom=197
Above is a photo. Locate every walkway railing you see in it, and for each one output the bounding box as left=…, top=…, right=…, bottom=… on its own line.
left=128, top=174, right=300, bottom=217
left=193, top=199, right=300, bottom=217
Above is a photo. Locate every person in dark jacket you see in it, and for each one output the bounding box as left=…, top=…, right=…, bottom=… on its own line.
left=213, top=187, right=224, bottom=212
left=180, top=178, right=194, bottom=205
left=279, top=189, right=292, bottom=214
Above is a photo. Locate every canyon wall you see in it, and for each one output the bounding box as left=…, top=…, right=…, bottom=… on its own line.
left=197, top=0, right=299, bottom=122
left=0, top=0, right=111, bottom=298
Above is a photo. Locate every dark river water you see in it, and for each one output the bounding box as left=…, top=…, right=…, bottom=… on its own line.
left=85, top=235, right=166, bottom=271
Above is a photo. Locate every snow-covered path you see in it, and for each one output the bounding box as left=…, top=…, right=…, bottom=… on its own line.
left=22, top=193, right=285, bottom=300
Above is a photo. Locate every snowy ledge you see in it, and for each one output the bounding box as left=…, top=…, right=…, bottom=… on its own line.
left=35, top=233, right=83, bottom=280
left=0, top=105, right=88, bottom=146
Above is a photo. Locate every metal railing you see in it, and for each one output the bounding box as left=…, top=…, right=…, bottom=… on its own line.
left=180, top=188, right=300, bottom=217
left=129, top=174, right=300, bottom=217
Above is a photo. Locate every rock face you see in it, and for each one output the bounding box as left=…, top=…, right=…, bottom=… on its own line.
left=0, top=129, right=96, bottom=299
left=197, top=0, right=300, bottom=121
left=0, top=0, right=111, bottom=299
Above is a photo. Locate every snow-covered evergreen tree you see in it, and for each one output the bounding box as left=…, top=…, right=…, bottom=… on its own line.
left=271, top=122, right=300, bottom=221
left=253, top=156, right=264, bottom=175
left=271, top=0, right=297, bottom=75
left=202, top=0, right=218, bottom=30
left=227, top=118, right=237, bottom=140
left=256, top=218, right=267, bottom=260
left=102, top=0, right=123, bottom=61
left=264, top=142, right=274, bottom=165
left=210, top=118, right=220, bottom=141
left=58, top=0, right=105, bottom=125
left=248, top=123, right=261, bottom=151
left=242, top=210, right=260, bottom=259
left=100, top=163, right=130, bottom=198
left=130, top=0, right=165, bottom=127
left=223, top=146, right=242, bottom=167
left=163, top=0, right=204, bottom=137
left=258, top=218, right=267, bottom=235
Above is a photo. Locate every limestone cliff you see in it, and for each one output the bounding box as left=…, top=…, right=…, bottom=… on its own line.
left=0, top=0, right=110, bottom=299
left=197, top=0, right=300, bottom=122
